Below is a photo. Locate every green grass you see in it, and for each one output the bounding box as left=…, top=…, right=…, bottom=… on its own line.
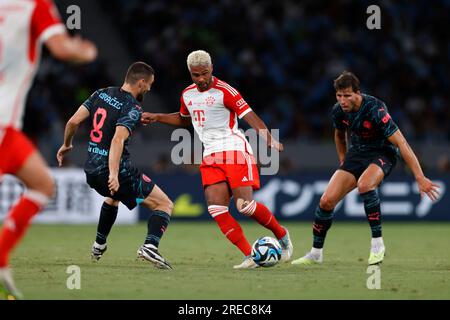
left=8, top=221, right=450, bottom=300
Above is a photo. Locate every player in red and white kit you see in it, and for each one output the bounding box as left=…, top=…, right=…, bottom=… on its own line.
left=141, top=50, right=293, bottom=269
left=0, top=0, right=97, bottom=299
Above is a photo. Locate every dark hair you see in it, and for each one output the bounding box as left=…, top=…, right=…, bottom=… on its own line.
left=125, top=62, right=155, bottom=84
left=333, top=71, right=360, bottom=92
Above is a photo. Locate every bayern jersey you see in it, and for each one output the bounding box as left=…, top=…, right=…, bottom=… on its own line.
left=180, top=77, right=254, bottom=157
left=0, top=0, right=66, bottom=129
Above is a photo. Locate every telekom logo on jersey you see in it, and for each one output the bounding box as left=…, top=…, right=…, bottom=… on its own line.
left=193, top=110, right=205, bottom=127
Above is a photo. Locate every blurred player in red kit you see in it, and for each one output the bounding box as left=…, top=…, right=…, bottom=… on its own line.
left=0, top=0, right=97, bottom=299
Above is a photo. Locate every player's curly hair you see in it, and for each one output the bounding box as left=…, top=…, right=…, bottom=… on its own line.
left=187, top=50, right=212, bottom=71
left=334, top=71, right=360, bottom=92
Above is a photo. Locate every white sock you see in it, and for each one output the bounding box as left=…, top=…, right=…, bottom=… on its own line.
left=311, top=247, right=323, bottom=257
left=371, top=237, right=384, bottom=253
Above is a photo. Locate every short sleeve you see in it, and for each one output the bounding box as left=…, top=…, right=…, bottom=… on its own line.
left=222, top=86, right=252, bottom=119
left=116, top=104, right=142, bottom=134
left=180, top=95, right=191, bottom=117
left=331, top=104, right=347, bottom=130
left=82, top=90, right=100, bottom=111
left=374, top=104, right=398, bottom=138
left=31, top=0, right=66, bottom=43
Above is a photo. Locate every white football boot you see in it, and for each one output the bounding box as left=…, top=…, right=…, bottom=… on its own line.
left=278, top=227, right=293, bottom=262
left=233, top=256, right=259, bottom=269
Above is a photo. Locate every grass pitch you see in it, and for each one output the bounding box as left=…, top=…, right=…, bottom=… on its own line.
left=9, top=221, right=450, bottom=300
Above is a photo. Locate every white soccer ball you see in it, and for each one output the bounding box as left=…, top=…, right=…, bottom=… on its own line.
left=251, top=236, right=282, bottom=267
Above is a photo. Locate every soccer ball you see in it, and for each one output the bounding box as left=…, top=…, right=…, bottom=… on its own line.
left=251, top=236, right=282, bottom=267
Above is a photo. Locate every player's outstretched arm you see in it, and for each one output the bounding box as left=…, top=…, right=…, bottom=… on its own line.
left=45, top=33, right=97, bottom=64
left=141, top=112, right=191, bottom=127
left=57, top=106, right=90, bottom=167
left=242, top=111, right=283, bottom=152
left=388, top=130, right=440, bottom=200
left=334, top=129, right=347, bottom=166
left=108, top=126, right=130, bottom=195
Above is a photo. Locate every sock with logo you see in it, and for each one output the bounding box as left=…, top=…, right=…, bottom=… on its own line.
left=360, top=190, right=382, bottom=238
left=145, top=211, right=170, bottom=248
left=208, top=205, right=252, bottom=256
left=312, top=206, right=334, bottom=249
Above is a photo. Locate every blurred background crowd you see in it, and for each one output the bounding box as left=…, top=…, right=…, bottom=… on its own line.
left=24, top=0, right=450, bottom=172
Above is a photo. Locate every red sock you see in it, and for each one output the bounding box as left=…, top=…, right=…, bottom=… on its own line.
left=208, top=205, right=252, bottom=256
left=240, top=201, right=286, bottom=239
left=0, top=196, right=41, bottom=267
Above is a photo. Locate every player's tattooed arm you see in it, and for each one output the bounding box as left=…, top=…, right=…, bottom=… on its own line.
left=141, top=112, right=191, bottom=127
left=242, top=111, right=283, bottom=152
left=388, top=130, right=440, bottom=201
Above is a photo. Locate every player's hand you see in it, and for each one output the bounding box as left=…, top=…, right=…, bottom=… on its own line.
left=141, top=112, right=158, bottom=126
left=56, top=145, right=73, bottom=167
left=416, top=176, right=440, bottom=201
left=73, top=35, right=98, bottom=63
left=270, top=140, right=284, bottom=152
left=108, top=175, right=120, bottom=196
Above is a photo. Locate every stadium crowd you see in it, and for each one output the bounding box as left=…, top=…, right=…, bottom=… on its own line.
left=25, top=0, right=450, bottom=166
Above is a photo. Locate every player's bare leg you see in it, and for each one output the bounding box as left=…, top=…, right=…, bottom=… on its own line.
left=91, top=197, right=119, bottom=261
left=137, top=185, right=174, bottom=269
left=204, top=181, right=231, bottom=206
left=292, top=169, right=356, bottom=265
left=358, top=164, right=386, bottom=265
left=203, top=182, right=254, bottom=268
left=233, top=186, right=293, bottom=262
left=0, top=151, right=54, bottom=299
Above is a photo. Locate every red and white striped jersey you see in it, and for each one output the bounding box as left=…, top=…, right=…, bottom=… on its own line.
left=0, top=0, right=66, bottom=129
left=180, top=77, right=254, bottom=157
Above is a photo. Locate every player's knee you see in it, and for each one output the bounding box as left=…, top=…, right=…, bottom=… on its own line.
left=155, top=197, right=173, bottom=215
left=166, top=199, right=174, bottom=215
left=105, top=198, right=119, bottom=206
left=236, top=198, right=248, bottom=211
left=319, top=195, right=336, bottom=211
left=237, top=199, right=256, bottom=216
left=357, top=181, right=375, bottom=194
left=38, top=175, right=55, bottom=199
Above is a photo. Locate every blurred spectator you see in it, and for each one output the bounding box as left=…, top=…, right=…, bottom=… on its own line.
left=23, top=0, right=450, bottom=171
left=151, top=154, right=176, bottom=173
left=437, top=155, right=450, bottom=173
left=98, top=0, right=449, bottom=143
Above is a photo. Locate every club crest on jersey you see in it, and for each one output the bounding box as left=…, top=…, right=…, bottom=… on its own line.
left=128, top=109, right=140, bottom=121
left=205, top=96, right=215, bottom=106
left=363, top=120, right=372, bottom=129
